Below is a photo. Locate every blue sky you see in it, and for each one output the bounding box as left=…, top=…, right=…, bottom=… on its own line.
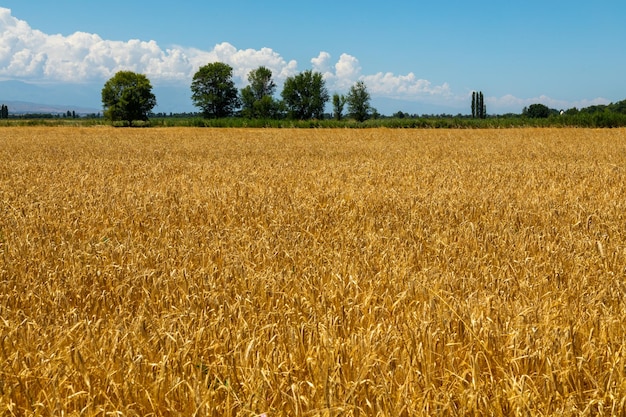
left=0, top=1, right=625, bottom=114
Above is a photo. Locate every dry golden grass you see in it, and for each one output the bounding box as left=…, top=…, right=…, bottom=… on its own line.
left=1, top=127, right=626, bottom=416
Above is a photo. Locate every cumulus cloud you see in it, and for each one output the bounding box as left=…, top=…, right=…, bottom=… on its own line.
left=0, top=7, right=188, bottom=82
left=312, top=52, right=361, bottom=89
left=314, top=51, right=451, bottom=101
left=363, top=72, right=452, bottom=98
left=333, top=54, right=361, bottom=88
left=0, top=7, right=454, bottom=103
left=0, top=7, right=297, bottom=85
left=311, top=51, right=332, bottom=76
left=185, top=42, right=298, bottom=83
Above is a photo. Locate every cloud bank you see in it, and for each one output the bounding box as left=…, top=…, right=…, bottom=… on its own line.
left=0, top=7, right=609, bottom=113
left=0, top=8, right=451, bottom=101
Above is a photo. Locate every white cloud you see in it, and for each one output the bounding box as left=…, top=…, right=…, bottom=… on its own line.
left=315, top=52, right=452, bottom=102
left=0, top=8, right=297, bottom=85
left=0, top=7, right=453, bottom=103
left=0, top=6, right=455, bottom=112
left=0, top=7, right=190, bottom=82
left=311, top=51, right=332, bottom=75
left=312, top=52, right=361, bottom=89
left=205, top=43, right=298, bottom=82
left=333, top=53, right=361, bottom=88
left=363, top=72, right=452, bottom=98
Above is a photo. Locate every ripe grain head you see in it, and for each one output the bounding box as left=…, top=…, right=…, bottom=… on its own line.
left=1, top=127, right=626, bottom=415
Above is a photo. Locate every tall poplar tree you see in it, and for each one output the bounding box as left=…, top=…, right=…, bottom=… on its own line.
left=471, top=92, right=476, bottom=118
left=482, top=92, right=487, bottom=118
left=471, top=91, right=487, bottom=119
left=479, top=92, right=484, bottom=119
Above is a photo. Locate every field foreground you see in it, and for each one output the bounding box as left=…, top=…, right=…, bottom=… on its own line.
left=1, top=127, right=626, bottom=416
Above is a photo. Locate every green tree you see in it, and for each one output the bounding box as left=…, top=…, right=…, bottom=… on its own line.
left=0, top=104, right=8, bottom=119
left=346, top=81, right=372, bottom=122
left=332, top=93, right=346, bottom=121
left=608, top=99, right=626, bottom=114
left=281, top=70, right=329, bottom=120
left=481, top=92, right=486, bottom=118
left=101, top=71, right=157, bottom=124
left=580, top=104, right=607, bottom=114
left=191, top=62, right=240, bottom=118
left=523, top=103, right=551, bottom=118
left=255, top=95, right=282, bottom=119
left=241, top=66, right=279, bottom=119
left=471, top=91, right=486, bottom=119
left=393, top=111, right=407, bottom=119
left=247, top=66, right=276, bottom=100
left=471, top=91, right=476, bottom=118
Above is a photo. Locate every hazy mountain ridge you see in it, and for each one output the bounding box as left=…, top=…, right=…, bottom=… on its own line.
left=0, top=80, right=200, bottom=115
left=0, top=100, right=101, bottom=115
left=0, top=80, right=102, bottom=114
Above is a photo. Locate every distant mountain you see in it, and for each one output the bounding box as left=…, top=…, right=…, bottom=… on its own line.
left=0, top=80, right=195, bottom=115
left=1, top=100, right=101, bottom=115
left=0, top=80, right=102, bottom=115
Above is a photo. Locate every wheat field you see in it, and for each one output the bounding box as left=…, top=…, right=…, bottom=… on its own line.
left=1, top=127, right=625, bottom=416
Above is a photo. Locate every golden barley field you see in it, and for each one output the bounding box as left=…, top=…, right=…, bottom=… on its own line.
left=1, top=127, right=626, bottom=416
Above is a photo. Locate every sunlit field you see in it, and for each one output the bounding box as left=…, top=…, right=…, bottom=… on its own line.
left=1, top=127, right=626, bottom=416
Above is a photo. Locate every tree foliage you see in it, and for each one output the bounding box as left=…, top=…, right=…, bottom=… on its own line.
left=607, top=99, right=626, bottom=114
left=523, top=103, right=551, bottom=118
left=281, top=70, right=329, bottom=120
left=101, top=71, right=156, bottom=124
left=471, top=91, right=486, bottom=119
left=241, top=66, right=280, bottom=119
left=0, top=104, right=8, bottom=119
left=346, top=81, right=372, bottom=122
left=247, top=66, right=276, bottom=100
left=191, top=62, right=240, bottom=118
left=332, top=93, right=346, bottom=121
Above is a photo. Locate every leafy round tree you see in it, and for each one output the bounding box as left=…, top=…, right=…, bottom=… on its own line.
left=191, top=62, right=240, bottom=118
left=281, top=70, right=329, bottom=120
left=523, top=103, right=551, bottom=118
left=101, top=71, right=156, bottom=124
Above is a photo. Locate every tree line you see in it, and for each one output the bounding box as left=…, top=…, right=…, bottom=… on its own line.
left=101, top=63, right=375, bottom=125
left=4, top=63, right=621, bottom=127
